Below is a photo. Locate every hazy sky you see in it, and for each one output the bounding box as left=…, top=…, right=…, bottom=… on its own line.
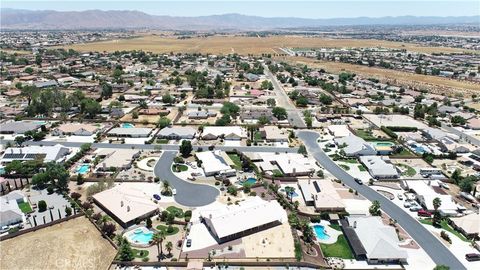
left=2, top=1, right=479, bottom=18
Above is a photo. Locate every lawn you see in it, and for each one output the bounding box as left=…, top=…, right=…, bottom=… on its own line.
left=17, top=201, right=33, bottom=213
left=254, top=131, right=263, bottom=141
left=354, top=129, right=383, bottom=141
left=227, top=153, right=243, bottom=170
left=166, top=206, right=184, bottom=218
left=358, top=164, right=366, bottom=171
left=398, top=163, right=416, bottom=177
left=156, top=225, right=180, bottom=236
left=390, top=148, right=416, bottom=157
left=330, top=224, right=342, bottom=231
left=419, top=218, right=468, bottom=242
left=341, top=158, right=358, bottom=164
left=320, top=235, right=354, bottom=259
left=156, top=139, right=169, bottom=144
left=339, top=164, right=350, bottom=171
left=132, top=249, right=149, bottom=258
left=172, top=164, right=188, bottom=172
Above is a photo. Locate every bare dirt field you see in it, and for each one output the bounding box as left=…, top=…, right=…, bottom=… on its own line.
left=0, top=216, right=117, bottom=270
left=281, top=57, right=480, bottom=97
left=62, top=35, right=476, bottom=55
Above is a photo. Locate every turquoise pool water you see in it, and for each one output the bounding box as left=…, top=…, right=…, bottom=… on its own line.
left=281, top=188, right=299, bottom=197
left=313, top=224, right=330, bottom=240
left=413, top=146, right=426, bottom=154
left=122, top=123, right=135, bottom=128
left=128, top=229, right=153, bottom=245
left=372, top=141, right=395, bottom=147
left=243, top=178, right=256, bottom=186
left=76, top=164, right=90, bottom=174
left=0, top=167, right=5, bottom=175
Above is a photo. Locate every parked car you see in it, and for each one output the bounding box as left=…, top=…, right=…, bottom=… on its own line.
left=418, top=210, right=432, bottom=217
left=354, top=178, right=363, bottom=185
left=397, top=194, right=404, bottom=200
left=153, top=194, right=161, bottom=200
left=172, top=189, right=177, bottom=195
left=465, top=253, right=480, bottom=262
left=409, top=203, right=422, bottom=212
left=186, top=239, right=192, bottom=247
left=440, top=182, right=450, bottom=189
left=403, top=201, right=412, bottom=208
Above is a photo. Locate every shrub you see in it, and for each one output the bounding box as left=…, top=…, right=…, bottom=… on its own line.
left=167, top=225, right=174, bottom=233
left=38, top=200, right=47, bottom=212
left=46, top=186, right=54, bottom=194
left=440, top=231, right=452, bottom=243
left=310, top=216, right=321, bottom=223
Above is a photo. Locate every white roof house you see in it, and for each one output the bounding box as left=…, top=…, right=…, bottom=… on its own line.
left=257, top=152, right=316, bottom=176
left=406, top=180, right=460, bottom=214
left=334, top=135, right=377, bottom=157
left=1, top=144, right=70, bottom=164
left=53, top=123, right=99, bottom=136
left=157, top=126, right=197, bottom=139
left=95, top=148, right=140, bottom=171
left=195, top=151, right=235, bottom=176
left=201, top=197, right=287, bottom=242
left=108, top=127, right=152, bottom=138
left=0, top=191, right=25, bottom=227
left=202, top=126, right=247, bottom=140
left=298, top=180, right=345, bottom=211
left=327, top=125, right=352, bottom=138
left=92, top=184, right=158, bottom=227
left=346, top=216, right=408, bottom=262
left=263, top=126, right=288, bottom=142
left=0, top=121, right=41, bottom=134
left=359, top=156, right=399, bottom=179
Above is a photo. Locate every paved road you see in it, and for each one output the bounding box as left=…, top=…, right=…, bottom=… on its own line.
left=264, top=66, right=306, bottom=128
left=296, top=130, right=466, bottom=270
left=154, top=151, right=219, bottom=207
left=441, top=123, right=480, bottom=147
left=0, top=140, right=299, bottom=153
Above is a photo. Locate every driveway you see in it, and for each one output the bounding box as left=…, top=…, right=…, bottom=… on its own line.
left=296, top=130, right=466, bottom=270
left=153, top=151, right=219, bottom=207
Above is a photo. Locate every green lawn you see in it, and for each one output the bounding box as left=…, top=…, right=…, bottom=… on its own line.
left=254, top=131, right=263, bottom=141
left=398, top=164, right=416, bottom=177
left=132, top=249, right=149, bottom=258
left=342, top=158, right=358, bottom=164
left=330, top=224, right=342, bottom=231
left=339, top=164, right=350, bottom=171
left=390, top=148, right=416, bottom=157
left=156, top=139, right=169, bottom=144
left=156, top=224, right=180, bottom=236
left=355, top=129, right=377, bottom=141
left=320, top=235, right=354, bottom=259
left=272, top=169, right=284, bottom=177
left=172, top=164, right=188, bottom=172
left=227, top=153, right=243, bottom=170
left=166, top=206, right=184, bottom=218
left=17, top=201, right=32, bottom=213
left=419, top=219, right=468, bottom=242
left=358, top=164, right=366, bottom=171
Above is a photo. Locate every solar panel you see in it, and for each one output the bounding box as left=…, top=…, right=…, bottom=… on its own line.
left=313, top=181, right=321, bottom=193
left=2, top=153, right=26, bottom=159
left=24, top=154, right=38, bottom=159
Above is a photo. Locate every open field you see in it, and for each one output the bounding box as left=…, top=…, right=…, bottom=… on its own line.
left=0, top=217, right=117, bottom=270
left=281, top=57, right=480, bottom=97
left=61, top=35, right=477, bottom=55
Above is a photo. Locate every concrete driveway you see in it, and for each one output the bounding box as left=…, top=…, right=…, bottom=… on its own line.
left=297, top=130, right=466, bottom=270
left=153, top=151, right=219, bottom=207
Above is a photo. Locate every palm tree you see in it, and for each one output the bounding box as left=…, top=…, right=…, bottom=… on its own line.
left=161, top=180, right=172, bottom=196
left=433, top=197, right=442, bottom=225
left=152, top=231, right=166, bottom=261
left=165, top=241, right=173, bottom=256
left=285, top=186, right=295, bottom=202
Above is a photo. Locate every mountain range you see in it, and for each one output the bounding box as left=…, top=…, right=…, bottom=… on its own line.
left=1, top=8, right=479, bottom=30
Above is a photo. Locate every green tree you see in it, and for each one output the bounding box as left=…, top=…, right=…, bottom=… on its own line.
left=38, top=200, right=47, bottom=212
left=298, top=144, right=307, bottom=155
left=162, top=94, right=174, bottom=104
left=165, top=241, right=173, bottom=256
left=179, top=140, right=193, bottom=157
left=81, top=98, right=101, bottom=118
left=432, top=197, right=442, bottom=226
left=152, top=231, right=166, bottom=261
left=272, top=107, right=288, bottom=120
left=158, top=117, right=171, bottom=128
left=220, top=102, right=240, bottom=117
left=369, top=200, right=381, bottom=216
left=266, top=98, right=276, bottom=107
left=319, top=93, right=333, bottom=105
left=117, top=237, right=134, bottom=261
left=101, top=83, right=113, bottom=99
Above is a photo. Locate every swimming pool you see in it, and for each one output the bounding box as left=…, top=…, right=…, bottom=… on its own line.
left=126, top=228, right=153, bottom=245
left=281, top=188, right=299, bottom=197
left=413, top=146, right=426, bottom=154
left=76, top=164, right=90, bottom=174
left=243, top=178, right=257, bottom=186
left=122, top=123, right=135, bottom=128
left=313, top=224, right=330, bottom=240
left=0, top=167, right=5, bottom=175
left=372, top=141, right=395, bottom=147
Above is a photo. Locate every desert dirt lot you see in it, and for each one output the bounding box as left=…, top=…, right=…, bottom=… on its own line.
left=62, top=35, right=476, bottom=55
left=0, top=217, right=117, bottom=270
left=282, top=57, right=480, bottom=97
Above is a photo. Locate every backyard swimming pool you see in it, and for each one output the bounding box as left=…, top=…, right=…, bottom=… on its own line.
left=372, top=141, right=395, bottom=147
left=122, top=123, right=135, bottom=128
left=126, top=228, right=153, bottom=245
left=313, top=224, right=330, bottom=240
left=76, top=164, right=90, bottom=174
left=281, top=188, right=299, bottom=197
left=413, top=146, right=426, bottom=154
left=243, top=178, right=257, bottom=186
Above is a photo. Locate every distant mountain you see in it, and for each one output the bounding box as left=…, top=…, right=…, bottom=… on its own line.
left=1, top=8, right=478, bottom=30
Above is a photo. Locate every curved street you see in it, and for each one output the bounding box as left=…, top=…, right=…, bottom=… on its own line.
left=154, top=151, right=220, bottom=207
left=297, top=130, right=466, bottom=270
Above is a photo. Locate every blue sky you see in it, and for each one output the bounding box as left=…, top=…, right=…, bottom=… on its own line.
left=2, top=1, right=479, bottom=18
